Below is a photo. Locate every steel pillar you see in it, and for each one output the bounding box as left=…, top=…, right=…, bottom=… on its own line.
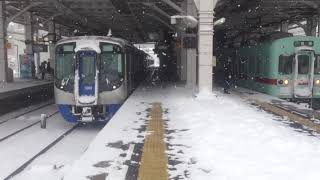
left=306, top=16, right=317, bottom=36
left=48, top=21, right=55, bottom=67
left=24, top=11, right=34, bottom=79
left=280, top=21, right=289, bottom=32
left=0, top=2, right=8, bottom=82
left=186, top=0, right=197, bottom=89
left=198, top=0, right=215, bottom=94
left=34, top=28, right=40, bottom=74
left=180, top=37, right=187, bottom=81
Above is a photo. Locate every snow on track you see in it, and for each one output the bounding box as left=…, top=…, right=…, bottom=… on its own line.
left=0, top=104, right=57, bottom=141
left=12, top=124, right=103, bottom=180
left=0, top=101, right=54, bottom=124
left=0, top=113, right=74, bottom=180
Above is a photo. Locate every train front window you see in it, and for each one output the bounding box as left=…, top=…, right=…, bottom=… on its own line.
left=99, top=43, right=124, bottom=91
left=298, top=54, right=310, bottom=74
left=80, top=55, right=96, bottom=84
left=55, top=44, right=75, bottom=91
left=279, top=55, right=292, bottom=75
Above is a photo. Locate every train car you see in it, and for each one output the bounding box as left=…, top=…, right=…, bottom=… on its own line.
left=219, top=35, right=320, bottom=100
left=54, top=36, right=146, bottom=123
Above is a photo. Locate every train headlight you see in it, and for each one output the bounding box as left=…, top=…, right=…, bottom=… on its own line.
left=316, top=80, right=320, bottom=85
left=284, top=80, right=289, bottom=85
left=278, top=80, right=283, bottom=85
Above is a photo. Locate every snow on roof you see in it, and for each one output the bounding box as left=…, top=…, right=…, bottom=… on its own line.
left=57, top=36, right=132, bottom=48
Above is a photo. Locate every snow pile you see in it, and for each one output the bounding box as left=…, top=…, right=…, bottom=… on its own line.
left=64, top=84, right=320, bottom=180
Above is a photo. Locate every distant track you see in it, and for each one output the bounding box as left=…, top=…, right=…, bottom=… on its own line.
left=0, top=111, right=59, bottom=143
left=4, top=124, right=79, bottom=180
left=255, top=101, right=320, bottom=133
left=0, top=102, right=54, bottom=125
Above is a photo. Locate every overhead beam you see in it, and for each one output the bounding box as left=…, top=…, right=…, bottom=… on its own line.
left=127, top=3, right=148, bottom=41
left=145, top=13, right=174, bottom=30
left=49, top=0, right=87, bottom=25
left=6, top=2, right=44, bottom=26
left=161, top=0, right=185, bottom=14
left=143, top=3, right=171, bottom=19
left=41, top=13, right=64, bottom=25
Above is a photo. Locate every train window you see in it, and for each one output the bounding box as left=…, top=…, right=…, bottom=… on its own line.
left=63, top=45, right=74, bottom=52
left=80, top=55, right=96, bottom=84
left=298, top=54, right=310, bottom=74
left=294, top=41, right=314, bottom=47
left=102, top=44, right=113, bottom=52
left=55, top=43, right=75, bottom=91
left=278, top=55, right=292, bottom=74
left=99, top=43, right=124, bottom=90
left=315, top=55, right=320, bottom=74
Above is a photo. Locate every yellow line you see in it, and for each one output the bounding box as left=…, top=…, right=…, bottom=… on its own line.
left=138, top=102, right=168, bottom=180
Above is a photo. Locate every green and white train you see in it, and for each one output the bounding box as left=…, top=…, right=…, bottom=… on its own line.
left=218, top=36, right=320, bottom=100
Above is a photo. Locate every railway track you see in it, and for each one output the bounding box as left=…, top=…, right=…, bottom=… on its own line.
left=255, top=100, right=320, bottom=133
left=0, top=102, right=54, bottom=125
left=0, top=111, right=59, bottom=143
left=4, top=124, right=79, bottom=180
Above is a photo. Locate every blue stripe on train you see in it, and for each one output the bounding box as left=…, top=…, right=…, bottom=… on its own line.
left=58, top=105, right=78, bottom=123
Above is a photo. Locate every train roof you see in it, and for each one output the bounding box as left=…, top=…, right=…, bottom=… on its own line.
left=240, top=36, right=320, bottom=50
left=56, top=36, right=134, bottom=48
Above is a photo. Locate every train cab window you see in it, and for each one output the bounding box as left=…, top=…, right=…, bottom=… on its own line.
left=314, top=55, right=320, bottom=74
left=278, top=55, right=292, bottom=75
left=99, top=43, right=124, bottom=90
left=80, top=55, right=96, bottom=84
left=55, top=43, right=75, bottom=91
left=298, top=54, right=310, bottom=74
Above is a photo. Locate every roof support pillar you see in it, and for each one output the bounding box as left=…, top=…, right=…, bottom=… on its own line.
left=34, top=27, right=40, bottom=74
left=306, top=16, right=317, bottom=36
left=197, top=0, right=216, bottom=94
left=24, top=11, right=35, bottom=79
left=280, top=21, right=289, bottom=33
left=48, top=20, right=56, bottom=68
left=185, top=0, right=197, bottom=89
left=0, top=2, right=8, bottom=82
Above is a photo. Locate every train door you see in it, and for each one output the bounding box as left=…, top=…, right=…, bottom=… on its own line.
left=126, top=52, right=133, bottom=92
left=293, top=50, right=315, bottom=98
left=76, top=51, right=98, bottom=105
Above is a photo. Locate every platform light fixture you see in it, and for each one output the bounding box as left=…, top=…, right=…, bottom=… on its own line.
left=213, top=17, right=226, bottom=27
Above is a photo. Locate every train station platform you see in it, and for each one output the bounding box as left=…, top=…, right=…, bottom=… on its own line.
left=0, top=79, right=53, bottom=99
left=64, top=84, right=320, bottom=180
left=0, top=79, right=53, bottom=115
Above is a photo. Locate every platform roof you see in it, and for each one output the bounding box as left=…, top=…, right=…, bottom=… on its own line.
left=214, top=0, right=320, bottom=42
left=5, top=0, right=185, bottom=42
left=6, top=0, right=319, bottom=44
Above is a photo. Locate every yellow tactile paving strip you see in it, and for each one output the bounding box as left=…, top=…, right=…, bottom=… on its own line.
left=138, top=102, right=168, bottom=180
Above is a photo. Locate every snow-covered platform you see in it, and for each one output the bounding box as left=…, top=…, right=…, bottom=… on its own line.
left=0, top=79, right=53, bottom=100
left=64, top=84, right=320, bottom=180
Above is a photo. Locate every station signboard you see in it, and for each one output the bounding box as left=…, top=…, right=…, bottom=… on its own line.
left=33, top=44, right=48, bottom=53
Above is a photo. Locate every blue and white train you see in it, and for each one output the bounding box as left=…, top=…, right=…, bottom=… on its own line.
left=54, top=36, right=146, bottom=123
